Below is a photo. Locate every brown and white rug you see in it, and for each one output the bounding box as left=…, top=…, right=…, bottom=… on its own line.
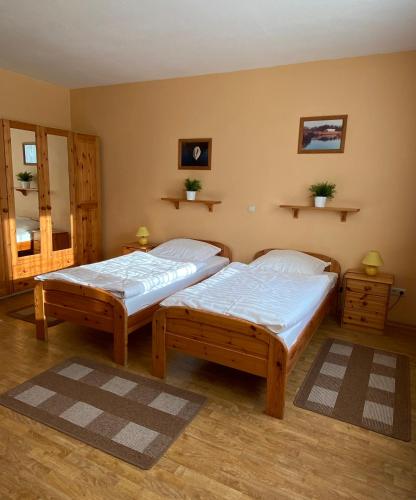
left=294, top=339, right=411, bottom=441
left=0, top=358, right=206, bottom=469
left=8, top=305, right=62, bottom=327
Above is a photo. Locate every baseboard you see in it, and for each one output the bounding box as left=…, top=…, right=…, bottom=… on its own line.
left=386, top=320, right=416, bottom=333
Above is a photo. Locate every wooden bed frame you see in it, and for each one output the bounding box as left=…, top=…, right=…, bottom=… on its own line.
left=34, top=239, right=231, bottom=366
left=152, top=250, right=340, bottom=419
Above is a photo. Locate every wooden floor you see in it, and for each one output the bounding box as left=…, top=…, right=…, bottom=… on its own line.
left=0, top=292, right=415, bottom=500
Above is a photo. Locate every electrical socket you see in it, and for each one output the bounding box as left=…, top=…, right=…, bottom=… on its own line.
left=391, top=287, right=406, bottom=296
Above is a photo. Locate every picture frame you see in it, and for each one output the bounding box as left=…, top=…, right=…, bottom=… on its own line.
left=22, top=142, right=37, bottom=165
left=298, top=115, right=348, bottom=154
left=178, top=138, right=212, bottom=170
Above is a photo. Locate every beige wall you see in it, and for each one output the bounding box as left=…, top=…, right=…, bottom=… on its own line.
left=0, top=67, right=70, bottom=128
left=71, top=51, right=416, bottom=325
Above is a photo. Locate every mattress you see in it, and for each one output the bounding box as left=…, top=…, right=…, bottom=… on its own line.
left=123, top=255, right=229, bottom=315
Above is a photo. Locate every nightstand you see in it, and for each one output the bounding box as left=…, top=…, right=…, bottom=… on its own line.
left=121, top=242, right=157, bottom=255
left=341, top=269, right=394, bottom=333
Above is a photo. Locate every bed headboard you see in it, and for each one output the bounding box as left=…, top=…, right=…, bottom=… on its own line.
left=253, top=248, right=341, bottom=275
left=195, top=240, right=232, bottom=260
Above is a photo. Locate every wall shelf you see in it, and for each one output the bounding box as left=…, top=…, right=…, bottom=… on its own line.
left=280, top=204, right=360, bottom=222
left=161, top=197, right=221, bottom=212
left=15, top=187, right=39, bottom=197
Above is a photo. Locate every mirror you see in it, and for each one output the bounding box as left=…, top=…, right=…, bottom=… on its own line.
left=10, top=127, right=41, bottom=256
left=47, top=133, right=72, bottom=251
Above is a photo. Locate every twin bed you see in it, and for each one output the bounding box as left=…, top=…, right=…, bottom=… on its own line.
left=34, top=238, right=340, bottom=418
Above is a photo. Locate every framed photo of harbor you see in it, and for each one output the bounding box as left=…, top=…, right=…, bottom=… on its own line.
left=298, top=115, right=348, bottom=154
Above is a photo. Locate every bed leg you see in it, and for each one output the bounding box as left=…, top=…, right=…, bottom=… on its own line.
left=265, top=338, right=287, bottom=419
left=113, top=306, right=128, bottom=366
left=152, top=309, right=166, bottom=378
left=34, top=283, right=48, bottom=341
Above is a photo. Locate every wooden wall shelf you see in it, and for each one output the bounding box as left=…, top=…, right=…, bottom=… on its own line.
left=161, top=197, right=221, bottom=212
left=280, top=204, right=360, bottom=222
left=15, top=187, right=39, bottom=196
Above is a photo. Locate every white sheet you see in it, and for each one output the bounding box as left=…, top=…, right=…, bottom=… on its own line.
left=161, top=263, right=337, bottom=345
left=36, top=251, right=203, bottom=299
left=123, top=256, right=229, bottom=315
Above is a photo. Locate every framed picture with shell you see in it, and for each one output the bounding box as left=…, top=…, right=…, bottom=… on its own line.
left=178, top=138, right=212, bottom=170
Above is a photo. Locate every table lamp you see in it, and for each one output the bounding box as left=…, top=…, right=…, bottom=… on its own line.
left=361, top=250, right=383, bottom=276
left=136, top=226, right=150, bottom=246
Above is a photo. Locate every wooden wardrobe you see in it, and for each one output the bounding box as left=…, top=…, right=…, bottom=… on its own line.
left=0, top=119, right=101, bottom=296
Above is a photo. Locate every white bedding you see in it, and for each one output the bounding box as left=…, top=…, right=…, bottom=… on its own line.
left=123, top=255, right=229, bottom=315
left=161, top=263, right=337, bottom=346
left=36, top=251, right=204, bottom=299
left=16, top=217, right=40, bottom=243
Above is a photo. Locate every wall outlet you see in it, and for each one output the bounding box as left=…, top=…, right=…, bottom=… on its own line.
left=247, top=204, right=256, bottom=213
left=391, top=287, right=406, bottom=296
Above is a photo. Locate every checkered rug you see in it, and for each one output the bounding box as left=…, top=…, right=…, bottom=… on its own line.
left=8, top=305, right=62, bottom=327
left=294, top=339, right=411, bottom=441
left=0, top=358, right=206, bottom=468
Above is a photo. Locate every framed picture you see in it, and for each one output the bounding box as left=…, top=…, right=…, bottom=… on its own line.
left=298, top=115, right=348, bottom=154
left=22, top=142, right=37, bottom=165
left=178, top=138, right=212, bottom=170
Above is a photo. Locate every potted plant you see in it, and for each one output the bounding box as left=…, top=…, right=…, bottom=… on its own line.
left=16, top=171, right=34, bottom=189
left=309, top=181, right=336, bottom=208
left=184, top=178, right=202, bottom=201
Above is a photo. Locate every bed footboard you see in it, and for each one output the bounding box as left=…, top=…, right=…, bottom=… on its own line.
left=34, top=281, right=129, bottom=365
left=152, top=306, right=289, bottom=418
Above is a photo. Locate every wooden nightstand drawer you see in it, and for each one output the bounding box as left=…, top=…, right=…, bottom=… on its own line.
left=345, top=279, right=389, bottom=297
left=343, top=310, right=385, bottom=330
left=344, top=291, right=387, bottom=313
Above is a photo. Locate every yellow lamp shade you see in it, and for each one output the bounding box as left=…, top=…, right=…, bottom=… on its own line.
left=136, top=226, right=150, bottom=245
left=362, top=250, right=383, bottom=276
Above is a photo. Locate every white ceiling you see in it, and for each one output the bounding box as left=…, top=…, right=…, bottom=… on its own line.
left=0, top=0, right=415, bottom=88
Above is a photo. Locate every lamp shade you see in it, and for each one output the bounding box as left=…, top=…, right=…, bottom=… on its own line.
left=136, top=226, right=149, bottom=238
left=362, top=250, right=383, bottom=267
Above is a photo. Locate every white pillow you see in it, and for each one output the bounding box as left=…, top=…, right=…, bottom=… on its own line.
left=250, top=250, right=330, bottom=275
left=150, top=238, right=221, bottom=262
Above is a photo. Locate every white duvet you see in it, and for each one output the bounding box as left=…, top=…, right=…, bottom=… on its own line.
left=161, top=262, right=334, bottom=334
left=36, top=251, right=198, bottom=299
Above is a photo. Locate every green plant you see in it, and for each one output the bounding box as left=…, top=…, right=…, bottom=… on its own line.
left=16, top=171, right=34, bottom=182
left=309, top=181, right=336, bottom=199
left=184, top=178, right=202, bottom=192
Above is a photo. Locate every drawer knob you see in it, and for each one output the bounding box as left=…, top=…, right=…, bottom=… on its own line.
left=364, top=286, right=372, bottom=291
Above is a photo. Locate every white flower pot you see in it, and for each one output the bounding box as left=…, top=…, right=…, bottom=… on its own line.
left=186, top=191, right=197, bottom=201
left=20, top=181, right=31, bottom=189
left=314, top=196, right=327, bottom=208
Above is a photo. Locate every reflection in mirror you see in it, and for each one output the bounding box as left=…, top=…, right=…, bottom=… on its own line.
left=47, top=134, right=72, bottom=251
left=10, top=128, right=41, bottom=256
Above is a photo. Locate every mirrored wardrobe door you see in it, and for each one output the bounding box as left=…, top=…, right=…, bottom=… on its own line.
left=10, top=125, right=42, bottom=259
left=46, top=130, right=75, bottom=265
left=0, top=121, right=49, bottom=285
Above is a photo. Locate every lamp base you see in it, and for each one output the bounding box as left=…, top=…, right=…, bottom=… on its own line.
left=138, top=236, right=149, bottom=246
left=364, top=265, right=378, bottom=276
